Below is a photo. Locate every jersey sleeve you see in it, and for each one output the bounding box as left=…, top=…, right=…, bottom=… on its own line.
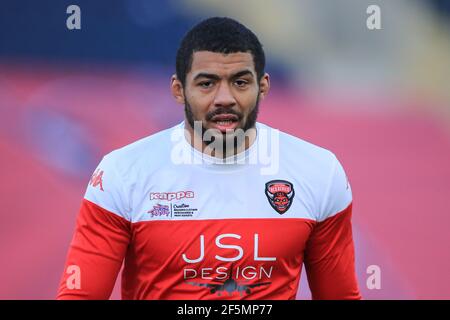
left=303, top=155, right=361, bottom=300
left=56, top=154, right=131, bottom=300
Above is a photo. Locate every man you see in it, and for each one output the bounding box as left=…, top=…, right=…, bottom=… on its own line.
left=57, top=17, right=361, bottom=300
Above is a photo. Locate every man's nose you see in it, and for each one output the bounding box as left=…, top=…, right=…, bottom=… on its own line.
left=213, top=82, right=236, bottom=108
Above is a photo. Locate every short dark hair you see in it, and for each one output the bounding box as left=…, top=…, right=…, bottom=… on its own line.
left=176, top=17, right=266, bottom=87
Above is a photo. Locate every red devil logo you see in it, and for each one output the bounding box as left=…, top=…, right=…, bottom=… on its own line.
left=265, top=180, right=295, bottom=214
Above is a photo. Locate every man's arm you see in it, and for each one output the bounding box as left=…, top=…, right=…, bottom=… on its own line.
left=303, top=155, right=361, bottom=300
left=57, top=154, right=131, bottom=299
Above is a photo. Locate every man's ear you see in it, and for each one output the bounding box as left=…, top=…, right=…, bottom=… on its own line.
left=171, top=75, right=185, bottom=105
left=258, top=73, right=270, bottom=100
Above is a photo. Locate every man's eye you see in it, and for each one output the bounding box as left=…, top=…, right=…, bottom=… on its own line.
left=234, top=80, right=248, bottom=87
left=199, top=81, right=213, bottom=88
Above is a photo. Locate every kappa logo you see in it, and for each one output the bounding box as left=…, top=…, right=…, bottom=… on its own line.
left=264, top=180, right=295, bottom=214
left=89, top=169, right=104, bottom=191
left=150, top=191, right=194, bottom=201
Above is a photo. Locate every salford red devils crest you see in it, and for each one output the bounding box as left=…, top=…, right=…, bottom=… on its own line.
left=265, top=180, right=295, bottom=214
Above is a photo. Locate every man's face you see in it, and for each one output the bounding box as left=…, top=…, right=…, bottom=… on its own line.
left=180, top=51, right=268, bottom=138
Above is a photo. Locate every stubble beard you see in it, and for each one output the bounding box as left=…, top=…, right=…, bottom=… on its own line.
left=184, top=95, right=260, bottom=157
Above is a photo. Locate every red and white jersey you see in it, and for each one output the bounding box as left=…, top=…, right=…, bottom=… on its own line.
left=57, top=122, right=361, bottom=300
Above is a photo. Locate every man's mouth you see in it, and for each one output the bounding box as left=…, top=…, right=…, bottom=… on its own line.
left=209, top=114, right=240, bottom=132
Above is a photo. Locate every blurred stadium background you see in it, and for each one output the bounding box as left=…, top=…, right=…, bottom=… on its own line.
left=1, top=0, right=450, bottom=299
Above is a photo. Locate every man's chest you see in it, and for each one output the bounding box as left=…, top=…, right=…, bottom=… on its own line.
left=122, top=168, right=319, bottom=297
left=129, top=167, right=317, bottom=223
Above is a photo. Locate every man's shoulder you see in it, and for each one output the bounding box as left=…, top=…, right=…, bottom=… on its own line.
left=84, top=124, right=181, bottom=219
left=258, top=123, right=351, bottom=221
left=103, top=122, right=181, bottom=166
left=258, top=122, right=337, bottom=166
